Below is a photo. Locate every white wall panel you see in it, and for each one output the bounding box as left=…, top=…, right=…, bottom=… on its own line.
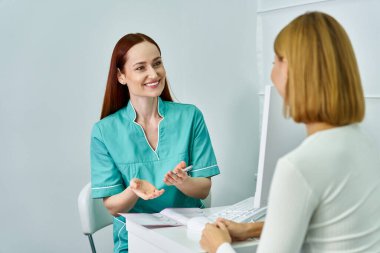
left=258, top=0, right=329, bottom=12
left=257, top=0, right=380, bottom=95
left=257, top=0, right=380, bottom=148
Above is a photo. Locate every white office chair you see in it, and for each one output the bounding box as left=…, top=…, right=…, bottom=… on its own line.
left=78, top=183, right=113, bottom=253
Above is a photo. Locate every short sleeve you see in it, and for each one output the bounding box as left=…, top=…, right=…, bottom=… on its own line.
left=188, top=108, right=220, bottom=178
left=91, top=124, right=125, bottom=198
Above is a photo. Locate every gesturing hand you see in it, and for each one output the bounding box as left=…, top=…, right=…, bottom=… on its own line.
left=164, top=161, right=189, bottom=186
left=130, top=178, right=165, bottom=200
left=200, top=222, right=232, bottom=253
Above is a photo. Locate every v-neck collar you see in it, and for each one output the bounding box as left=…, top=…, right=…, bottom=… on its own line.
left=123, top=97, right=166, bottom=160
left=124, top=97, right=166, bottom=122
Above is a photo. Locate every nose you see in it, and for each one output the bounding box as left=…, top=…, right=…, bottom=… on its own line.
left=147, top=66, right=158, bottom=79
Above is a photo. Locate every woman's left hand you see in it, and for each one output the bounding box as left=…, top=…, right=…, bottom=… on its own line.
left=164, top=161, right=189, bottom=186
left=130, top=178, right=165, bottom=200
left=200, top=222, right=232, bottom=253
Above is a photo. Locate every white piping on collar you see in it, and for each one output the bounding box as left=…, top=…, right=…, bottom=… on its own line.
left=155, top=98, right=164, bottom=158
left=129, top=98, right=163, bottom=160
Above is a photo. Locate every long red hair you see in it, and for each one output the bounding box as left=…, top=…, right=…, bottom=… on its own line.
left=100, top=33, right=173, bottom=119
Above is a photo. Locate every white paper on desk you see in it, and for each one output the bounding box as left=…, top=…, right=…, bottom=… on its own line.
left=160, top=208, right=206, bottom=225
left=125, top=213, right=182, bottom=227
left=124, top=208, right=206, bottom=227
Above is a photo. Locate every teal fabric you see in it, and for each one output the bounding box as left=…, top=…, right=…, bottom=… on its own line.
left=90, top=97, right=219, bottom=253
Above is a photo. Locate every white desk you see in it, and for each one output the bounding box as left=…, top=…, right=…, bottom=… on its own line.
left=122, top=207, right=259, bottom=253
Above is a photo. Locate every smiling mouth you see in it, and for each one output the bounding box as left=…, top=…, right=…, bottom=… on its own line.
left=145, top=80, right=160, bottom=87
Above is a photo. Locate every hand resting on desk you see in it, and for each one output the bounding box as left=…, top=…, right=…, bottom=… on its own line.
left=217, top=218, right=263, bottom=241
left=200, top=221, right=232, bottom=253
left=200, top=219, right=264, bottom=253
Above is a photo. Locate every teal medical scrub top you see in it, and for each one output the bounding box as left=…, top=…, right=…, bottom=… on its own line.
left=91, top=97, right=220, bottom=253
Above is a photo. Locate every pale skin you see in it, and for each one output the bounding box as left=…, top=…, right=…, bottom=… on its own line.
left=200, top=222, right=231, bottom=253
left=200, top=220, right=264, bottom=253
left=103, top=41, right=211, bottom=216
left=216, top=219, right=264, bottom=241
left=163, top=161, right=212, bottom=199
left=200, top=55, right=335, bottom=252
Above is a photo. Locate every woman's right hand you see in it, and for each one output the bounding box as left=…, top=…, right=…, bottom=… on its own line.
left=216, top=218, right=258, bottom=241
left=129, top=178, right=165, bottom=200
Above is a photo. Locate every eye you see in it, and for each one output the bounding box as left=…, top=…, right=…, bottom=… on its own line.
left=153, top=60, right=162, bottom=68
left=135, top=66, right=145, bottom=71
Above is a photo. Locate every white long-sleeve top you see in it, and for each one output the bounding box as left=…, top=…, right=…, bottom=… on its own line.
left=217, top=124, right=380, bottom=253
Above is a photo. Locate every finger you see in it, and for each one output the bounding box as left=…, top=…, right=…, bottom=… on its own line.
left=165, top=174, right=176, bottom=184
left=153, top=189, right=165, bottom=199
left=167, top=173, right=179, bottom=183
left=216, top=217, right=225, bottom=223
left=163, top=178, right=172, bottom=186
left=217, top=221, right=228, bottom=232
left=171, top=172, right=184, bottom=183
left=150, top=189, right=164, bottom=199
left=149, top=189, right=158, bottom=197
left=165, top=177, right=176, bottom=185
left=219, top=218, right=232, bottom=225
left=148, top=194, right=158, bottom=199
left=164, top=173, right=173, bottom=181
left=174, top=161, right=186, bottom=170
left=169, top=171, right=177, bottom=178
left=173, top=168, right=186, bottom=178
left=220, top=219, right=233, bottom=227
left=171, top=171, right=187, bottom=184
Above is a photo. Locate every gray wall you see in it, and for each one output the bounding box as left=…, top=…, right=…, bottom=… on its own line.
left=4, top=1, right=378, bottom=252
left=0, top=1, right=259, bottom=252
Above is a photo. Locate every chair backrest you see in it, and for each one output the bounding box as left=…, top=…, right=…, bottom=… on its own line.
left=78, top=183, right=113, bottom=235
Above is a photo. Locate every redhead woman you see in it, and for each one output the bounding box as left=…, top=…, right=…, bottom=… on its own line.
left=91, top=33, right=220, bottom=252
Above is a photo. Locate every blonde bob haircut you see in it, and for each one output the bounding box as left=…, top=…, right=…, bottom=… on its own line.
left=274, top=11, right=365, bottom=125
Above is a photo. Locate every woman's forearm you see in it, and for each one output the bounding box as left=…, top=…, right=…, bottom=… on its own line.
left=103, top=187, right=139, bottom=216
left=175, top=177, right=211, bottom=199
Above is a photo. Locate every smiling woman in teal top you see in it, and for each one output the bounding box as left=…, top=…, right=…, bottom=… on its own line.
left=91, top=33, right=220, bottom=253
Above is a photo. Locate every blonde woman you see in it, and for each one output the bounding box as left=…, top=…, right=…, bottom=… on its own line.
left=201, top=11, right=380, bottom=253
